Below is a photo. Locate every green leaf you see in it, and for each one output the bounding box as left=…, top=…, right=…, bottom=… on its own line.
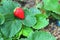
left=1, top=19, right=22, bottom=38
left=4, top=13, right=15, bottom=22
left=0, top=33, right=3, bottom=40
left=24, top=7, right=41, bottom=16
left=15, top=29, right=22, bottom=39
left=24, top=8, right=33, bottom=16
left=0, top=14, right=5, bottom=25
left=43, top=0, right=60, bottom=14
left=33, top=14, right=49, bottom=29
left=51, top=13, right=60, bottom=20
left=22, top=15, right=37, bottom=27
left=4, top=38, right=12, bottom=40
left=22, top=26, right=33, bottom=37
left=0, top=0, right=20, bottom=15
left=54, top=4, right=60, bottom=14
left=19, top=38, right=28, bottom=40
left=0, top=33, right=1, bottom=37
left=43, top=0, right=58, bottom=10
left=45, top=11, right=51, bottom=17
left=28, top=31, right=56, bottom=40
left=29, top=7, right=41, bottom=16
left=0, top=0, right=21, bottom=39
left=0, top=38, right=3, bottom=40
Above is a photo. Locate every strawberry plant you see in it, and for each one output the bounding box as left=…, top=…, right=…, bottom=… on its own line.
left=42, top=0, right=60, bottom=20
left=0, top=0, right=57, bottom=40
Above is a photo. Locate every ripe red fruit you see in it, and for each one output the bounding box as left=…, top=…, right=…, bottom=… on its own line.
left=14, top=7, right=25, bottom=19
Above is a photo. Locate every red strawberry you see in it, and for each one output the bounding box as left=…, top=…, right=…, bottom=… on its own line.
left=14, top=7, right=25, bottom=19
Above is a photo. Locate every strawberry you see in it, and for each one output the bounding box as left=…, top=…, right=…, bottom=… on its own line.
left=14, top=7, right=25, bottom=19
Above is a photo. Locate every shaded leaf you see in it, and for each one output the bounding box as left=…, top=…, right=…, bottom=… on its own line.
left=19, top=38, right=28, bottom=40
left=29, top=7, right=41, bottom=16
left=28, top=31, right=56, bottom=40
left=22, top=15, right=37, bottom=27
left=1, top=19, right=22, bottom=37
left=0, top=14, right=5, bottom=25
left=51, top=13, right=60, bottom=20
left=0, top=0, right=20, bottom=15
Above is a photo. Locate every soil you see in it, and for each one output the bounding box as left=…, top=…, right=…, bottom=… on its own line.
left=45, top=23, right=60, bottom=40
left=14, top=0, right=60, bottom=40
